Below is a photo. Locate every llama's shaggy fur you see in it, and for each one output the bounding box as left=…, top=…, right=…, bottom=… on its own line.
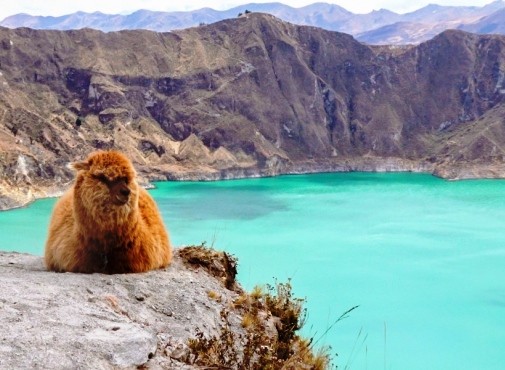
left=45, top=151, right=172, bottom=273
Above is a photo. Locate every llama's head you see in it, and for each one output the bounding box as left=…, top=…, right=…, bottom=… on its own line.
left=72, top=151, right=139, bottom=229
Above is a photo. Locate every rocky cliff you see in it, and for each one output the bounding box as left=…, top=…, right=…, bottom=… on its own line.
left=1, top=13, right=505, bottom=209
left=0, top=246, right=327, bottom=369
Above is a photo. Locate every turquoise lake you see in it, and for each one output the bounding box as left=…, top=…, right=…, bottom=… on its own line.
left=1, top=172, right=505, bottom=369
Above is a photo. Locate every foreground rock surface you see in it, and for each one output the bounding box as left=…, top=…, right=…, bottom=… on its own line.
left=0, top=249, right=244, bottom=369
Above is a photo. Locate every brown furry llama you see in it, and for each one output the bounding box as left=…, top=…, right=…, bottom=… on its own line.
left=44, top=151, right=172, bottom=273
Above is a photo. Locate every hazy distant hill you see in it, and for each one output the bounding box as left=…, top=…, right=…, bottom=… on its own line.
left=2, top=1, right=505, bottom=44
left=459, top=7, right=505, bottom=34
left=356, top=1, right=505, bottom=44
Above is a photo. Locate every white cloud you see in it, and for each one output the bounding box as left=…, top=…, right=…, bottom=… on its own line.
left=0, top=0, right=498, bottom=20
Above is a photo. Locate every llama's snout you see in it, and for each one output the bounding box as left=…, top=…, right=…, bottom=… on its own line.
left=120, top=186, right=130, bottom=197
left=111, top=180, right=131, bottom=205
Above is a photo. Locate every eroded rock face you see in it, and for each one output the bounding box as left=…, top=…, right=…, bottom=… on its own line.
left=1, top=14, right=505, bottom=208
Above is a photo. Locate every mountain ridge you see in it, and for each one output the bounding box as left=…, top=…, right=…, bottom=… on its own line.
left=1, top=13, right=505, bottom=209
left=2, top=1, right=505, bottom=44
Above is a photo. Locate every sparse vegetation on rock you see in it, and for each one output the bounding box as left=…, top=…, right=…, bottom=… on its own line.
left=187, top=280, right=333, bottom=369
left=177, top=245, right=336, bottom=369
left=179, top=243, right=238, bottom=290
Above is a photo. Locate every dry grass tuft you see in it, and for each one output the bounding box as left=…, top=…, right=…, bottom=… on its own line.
left=178, top=243, right=238, bottom=290
left=207, top=290, right=222, bottom=301
left=241, top=312, right=256, bottom=328
left=250, top=285, right=264, bottom=301
left=233, top=292, right=251, bottom=309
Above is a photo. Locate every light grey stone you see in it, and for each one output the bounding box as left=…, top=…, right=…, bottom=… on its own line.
left=0, top=250, right=245, bottom=369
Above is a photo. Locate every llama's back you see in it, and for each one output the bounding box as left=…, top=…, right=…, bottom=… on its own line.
left=137, top=187, right=172, bottom=269
left=44, top=189, right=79, bottom=272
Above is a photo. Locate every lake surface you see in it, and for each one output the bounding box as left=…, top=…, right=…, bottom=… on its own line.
left=1, top=172, right=505, bottom=369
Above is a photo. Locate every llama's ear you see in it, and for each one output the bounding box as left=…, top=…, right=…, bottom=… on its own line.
left=71, top=161, right=90, bottom=172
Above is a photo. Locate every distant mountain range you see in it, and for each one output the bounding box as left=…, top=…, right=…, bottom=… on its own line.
left=1, top=1, right=505, bottom=44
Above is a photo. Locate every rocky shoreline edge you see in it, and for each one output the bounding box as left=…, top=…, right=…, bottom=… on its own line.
left=2, top=157, right=505, bottom=211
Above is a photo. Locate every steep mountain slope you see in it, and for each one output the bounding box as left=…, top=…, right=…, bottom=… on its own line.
left=1, top=13, right=505, bottom=208
left=2, top=1, right=505, bottom=45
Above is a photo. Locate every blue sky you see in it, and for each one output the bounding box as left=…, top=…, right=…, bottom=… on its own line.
left=0, top=0, right=498, bottom=20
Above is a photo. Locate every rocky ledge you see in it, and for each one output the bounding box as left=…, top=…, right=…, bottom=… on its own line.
left=0, top=246, right=327, bottom=369
left=0, top=248, right=232, bottom=369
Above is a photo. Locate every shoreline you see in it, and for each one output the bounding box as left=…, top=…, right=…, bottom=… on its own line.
left=2, top=157, right=505, bottom=212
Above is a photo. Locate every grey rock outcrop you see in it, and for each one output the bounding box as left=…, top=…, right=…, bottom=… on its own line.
left=0, top=249, right=244, bottom=369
